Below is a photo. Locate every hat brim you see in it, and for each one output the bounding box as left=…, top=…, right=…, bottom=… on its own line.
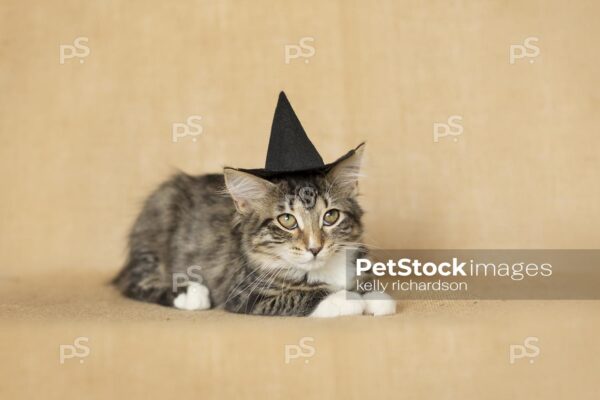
left=231, top=143, right=362, bottom=180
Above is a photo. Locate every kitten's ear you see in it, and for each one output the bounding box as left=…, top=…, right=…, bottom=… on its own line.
left=223, top=168, right=276, bottom=214
left=327, top=143, right=365, bottom=196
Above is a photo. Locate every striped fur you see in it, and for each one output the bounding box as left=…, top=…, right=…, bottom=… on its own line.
left=113, top=149, right=366, bottom=316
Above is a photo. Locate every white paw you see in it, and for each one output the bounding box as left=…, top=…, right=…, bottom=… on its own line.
left=310, top=290, right=366, bottom=318
left=362, top=292, right=397, bottom=316
left=173, top=282, right=211, bottom=311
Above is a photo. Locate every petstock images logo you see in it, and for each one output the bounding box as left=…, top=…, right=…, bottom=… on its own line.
left=346, top=249, right=600, bottom=300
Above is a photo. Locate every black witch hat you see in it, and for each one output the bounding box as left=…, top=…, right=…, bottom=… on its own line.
left=237, top=92, right=361, bottom=178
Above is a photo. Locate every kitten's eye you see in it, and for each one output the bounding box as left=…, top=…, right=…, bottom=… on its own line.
left=323, top=209, right=340, bottom=226
left=277, top=213, right=298, bottom=230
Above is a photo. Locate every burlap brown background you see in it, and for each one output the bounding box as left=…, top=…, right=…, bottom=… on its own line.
left=2, top=0, right=599, bottom=276
left=1, top=1, right=599, bottom=399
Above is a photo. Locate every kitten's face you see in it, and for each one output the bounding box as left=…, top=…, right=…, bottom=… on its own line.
left=225, top=146, right=365, bottom=273
left=250, top=176, right=362, bottom=271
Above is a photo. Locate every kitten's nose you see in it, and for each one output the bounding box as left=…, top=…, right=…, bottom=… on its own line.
left=309, top=246, right=322, bottom=257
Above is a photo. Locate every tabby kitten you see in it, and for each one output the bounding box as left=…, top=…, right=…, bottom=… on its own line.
left=113, top=145, right=396, bottom=317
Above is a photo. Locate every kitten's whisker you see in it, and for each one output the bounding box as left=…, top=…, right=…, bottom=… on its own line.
left=229, top=264, right=277, bottom=306
left=223, top=264, right=262, bottom=306
left=238, top=269, right=273, bottom=313
left=258, top=270, right=287, bottom=313
left=243, top=267, right=281, bottom=313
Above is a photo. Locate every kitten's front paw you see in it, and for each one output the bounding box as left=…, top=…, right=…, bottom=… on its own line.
left=362, top=292, right=397, bottom=316
left=310, top=290, right=366, bottom=318
left=173, top=282, right=211, bottom=311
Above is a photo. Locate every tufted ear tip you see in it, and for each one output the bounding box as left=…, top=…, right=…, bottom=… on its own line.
left=223, top=168, right=275, bottom=214
left=327, top=144, right=365, bottom=195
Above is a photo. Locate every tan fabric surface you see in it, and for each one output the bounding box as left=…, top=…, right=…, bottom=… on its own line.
left=1, top=274, right=599, bottom=399
left=1, top=0, right=599, bottom=398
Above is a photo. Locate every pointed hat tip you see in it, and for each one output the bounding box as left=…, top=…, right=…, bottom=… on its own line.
left=265, top=91, right=324, bottom=171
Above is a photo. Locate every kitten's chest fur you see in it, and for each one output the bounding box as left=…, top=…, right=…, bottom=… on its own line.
left=306, top=250, right=357, bottom=289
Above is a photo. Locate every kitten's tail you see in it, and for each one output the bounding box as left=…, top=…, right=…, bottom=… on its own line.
left=112, top=254, right=174, bottom=306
